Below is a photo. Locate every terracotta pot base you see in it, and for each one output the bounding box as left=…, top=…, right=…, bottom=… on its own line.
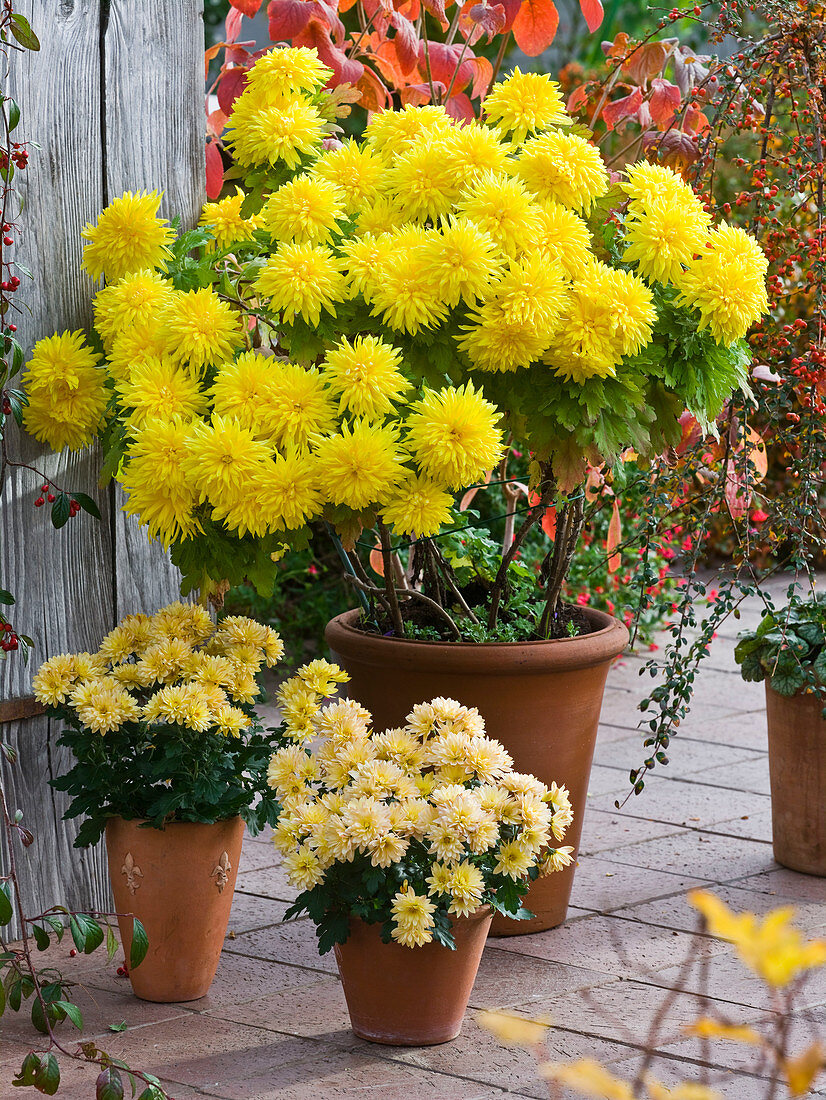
left=333, top=908, right=493, bottom=1045
left=106, top=816, right=244, bottom=1002
left=326, top=609, right=628, bottom=934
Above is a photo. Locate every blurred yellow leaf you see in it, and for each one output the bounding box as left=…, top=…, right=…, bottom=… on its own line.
left=684, top=1017, right=763, bottom=1046
left=476, top=1010, right=550, bottom=1047
left=646, top=1079, right=723, bottom=1099
left=784, top=1043, right=825, bottom=1097
left=539, top=1058, right=636, bottom=1099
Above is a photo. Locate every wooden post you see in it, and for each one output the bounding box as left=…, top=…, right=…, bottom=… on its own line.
left=0, top=0, right=204, bottom=936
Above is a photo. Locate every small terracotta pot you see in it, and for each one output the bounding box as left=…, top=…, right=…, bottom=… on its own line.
left=326, top=608, right=628, bottom=934
left=766, top=686, right=826, bottom=876
left=333, top=907, right=493, bottom=1045
left=106, top=816, right=244, bottom=1002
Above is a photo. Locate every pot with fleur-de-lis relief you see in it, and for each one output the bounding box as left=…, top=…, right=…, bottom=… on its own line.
left=105, top=816, right=245, bottom=1002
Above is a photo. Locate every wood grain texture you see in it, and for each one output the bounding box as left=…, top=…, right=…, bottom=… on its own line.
left=0, top=0, right=206, bottom=936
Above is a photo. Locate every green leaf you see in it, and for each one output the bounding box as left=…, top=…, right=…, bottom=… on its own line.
left=69, top=914, right=104, bottom=954
left=0, top=975, right=5, bottom=1017
left=96, top=1066, right=124, bottom=1100
left=129, top=918, right=149, bottom=970
left=52, top=999, right=83, bottom=1030
left=43, top=915, right=64, bottom=941
left=50, top=492, right=71, bottom=530
left=32, top=924, right=50, bottom=951
left=8, top=13, right=40, bottom=50
left=105, top=924, right=118, bottom=963
left=71, top=491, right=102, bottom=520
left=30, top=995, right=48, bottom=1034
left=8, top=978, right=22, bottom=1012
left=0, top=588, right=14, bottom=605
left=33, top=1053, right=60, bottom=1095
left=108, top=1020, right=127, bottom=1032
left=13, top=1051, right=41, bottom=1087
left=0, top=883, right=12, bottom=926
left=6, top=97, right=20, bottom=132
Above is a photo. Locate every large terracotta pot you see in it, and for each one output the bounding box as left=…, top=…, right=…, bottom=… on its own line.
left=765, top=686, right=826, bottom=875
left=106, top=816, right=244, bottom=1002
left=334, top=907, right=493, bottom=1045
left=325, top=608, right=628, bottom=934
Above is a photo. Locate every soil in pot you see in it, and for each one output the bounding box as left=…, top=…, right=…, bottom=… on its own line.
left=106, top=816, right=244, bottom=1002
left=333, top=906, right=493, bottom=1044
left=326, top=607, right=628, bottom=934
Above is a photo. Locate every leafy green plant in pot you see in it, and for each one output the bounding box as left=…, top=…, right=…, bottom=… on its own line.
left=735, top=594, right=826, bottom=876
left=20, top=49, right=769, bottom=930
left=32, top=601, right=283, bottom=1002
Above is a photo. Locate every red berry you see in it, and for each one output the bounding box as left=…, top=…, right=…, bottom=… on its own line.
left=7, top=636, right=18, bottom=651
left=34, top=497, right=44, bottom=507
left=46, top=493, right=55, bottom=503
left=7, top=323, right=15, bottom=332
left=3, top=237, right=12, bottom=246
left=41, top=483, right=48, bottom=492
left=69, top=948, right=77, bottom=957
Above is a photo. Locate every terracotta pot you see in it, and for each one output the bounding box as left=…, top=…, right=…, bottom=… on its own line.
left=325, top=608, right=628, bottom=934
left=334, top=907, right=493, bottom=1044
left=105, top=816, right=244, bottom=1002
left=765, top=686, right=826, bottom=876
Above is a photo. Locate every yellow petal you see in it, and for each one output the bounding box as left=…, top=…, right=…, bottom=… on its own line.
left=539, top=1059, right=636, bottom=1100
left=477, top=1010, right=550, bottom=1047
left=684, top=1017, right=763, bottom=1046
left=784, top=1043, right=825, bottom=1097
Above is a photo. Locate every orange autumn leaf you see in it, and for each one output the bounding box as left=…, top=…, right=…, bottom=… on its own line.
left=606, top=498, right=622, bottom=574
left=511, top=0, right=559, bottom=57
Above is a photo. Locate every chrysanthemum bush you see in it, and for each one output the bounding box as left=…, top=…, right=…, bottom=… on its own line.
left=266, top=662, right=573, bottom=950
left=22, top=46, right=769, bottom=641
left=32, top=602, right=284, bottom=846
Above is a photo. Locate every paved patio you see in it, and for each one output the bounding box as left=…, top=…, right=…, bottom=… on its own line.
left=3, top=579, right=825, bottom=1098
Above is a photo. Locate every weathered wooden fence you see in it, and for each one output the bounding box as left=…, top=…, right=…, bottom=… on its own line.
left=0, top=0, right=205, bottom=936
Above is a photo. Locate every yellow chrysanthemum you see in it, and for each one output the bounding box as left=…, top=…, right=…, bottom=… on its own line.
left=321, top=335, right=409, bottom=419
left=533, top=202, right=593, bottom=278
left=420, top=217, right=503, bottom=307
left=314, top=420, right=407, bottom=510
left=23, top=332, right=107, bottom=452
left=311, top=139, right=385, bottom=213
left=390, top=886, right=437, bottom=948
left=183, top=415, right=273, bottom=505
left=163, top=288, right=242, bottom=371
left=245, top=46, right=331, bottom=98
left=225, top=94, right=324, bottom=169
left=116, top=356, right=207, bottom=426
left=32, top=655, right=78, bottom=706
left=93, top=270, right=175, bottom=350
left=210, top=351, right=282, bottom=436
left=622, top=161, right=693, bottom=207
left=623, top=198, right=710, bottom=284
left=457, top=172, right=545, bottom=258
left=443, top=122, right=510, bottom=185
left=255, top=242, right=346, bottom=327
left=601, top=266, right=657, bottom=357
left=214, top=704, right=251, bottom=738
left=483, top=68, right=570, bottom=144
left=493, top=838, right=535, bottom=879
left=458, top=302, right=552, bottom=373
left=220, top=449, right=323, bottom=534
left=447, top=860, right=486, bottom=917
left=353, top=194, right=408, bottom=237
left=80, top=191, right=175, bottom=283
left=364, top=104, right=455, bottom=161
left=120, top=418, right=200, bottom=546
left=262, top=362, right=337, bottom=449
left=143, top=682, right=212, bottom=731
left=108, top=318, right=173, bottom=382
left=405, top=383, right=504, bottom=490
left=380, top=474, right=454, bottom=537
left=339, top=235, right=384, bottom=298
left=262, top=175, right=346, bottom=245
left=366, top=232, right=449, bottom=334
left=515, top=132, right=609, bottom=213
left=708, top=222, right=770, bottom=275
left=199, top=188, right=261, bottom=251
left=71, top=678, right=141, bottom=735
left=384, top=135, right=463, bottom=224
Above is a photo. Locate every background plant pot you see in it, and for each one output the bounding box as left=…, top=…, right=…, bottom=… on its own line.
left=106, top=816, right=244, bottom=1002
left=326, top=608, right=628, bottom=934
left=333, top=907, right=493, bottom=1045
left=765, top=686, right=826, bottom=876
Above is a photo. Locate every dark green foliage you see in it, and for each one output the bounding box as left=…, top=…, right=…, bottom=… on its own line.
left=735, top=595, right=826, bottom=702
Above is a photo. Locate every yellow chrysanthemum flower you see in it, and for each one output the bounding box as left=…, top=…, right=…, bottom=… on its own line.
left=245, top=46, right=332, bottom=98
left=675, top=228, right=770, bottom=345
left=493, top=838, right=535, bottom=879
left=81, top=191, right=175, bottom=283
left=116, top=356, right=207, bottom=427
left=601, top=266, right=657, bottom=357
left=199, top=188, right=261, bottom=251
left=339, top=234, right=384, bottom=298
left=120, top=418, right=200, bottom=546
left=443, top=122, right=510, bottom=185
left=366, top=232, right=449, bottom=334
left=708, top=222, right=769, bottom=275
left=420, top=217, right=503, bottom=307
left=622, top=161, right=693, bottom=207
left=311, top=139, right=385, bottom=213
left=262, top=175, right=346, bottom=245
left=32, top=655, right=78, bottom=706
left=321, top=335, right=409, bottom=419
left=225, top=94, right=325, bottom=169
left=163, top=288, right=242, bottom=371
left=381, top=474, right=454, bottom=537
left=210, top=350, right=281, bottom=436
left=623, top=198, right=709, bottom=284
left=314, top=420, right=407, bottom=510
left=515, top=132, right=609, bottom=213
left=447, top=860, right=485, bottom=917
left=533, top=202, right=593, bottom=278
left=384, top=135, right=463, bottom=224
left=242, top=449, right=324, bottom=533
left=457, top=172, right=545, bottom=258
left=405, top=383, right=504, bottom=490
left=214, top=704, right=251, bottom=738
left=108, top=318, right=173, bottom=382
left=483, top=68, right=570, bottom=144
left=23, top=331, right=107, bottom=452
left=364, top=104, right=455, bottom=161
left=71, top=678, right=141, bottom=735
left=353, top=194, right=408, bottom=237
left=255, top=242, right=345, bottom=327
left=458, top=302, right=553, bottom=373
left=93, top=269, right=175, bottom=350
left=183, top=415, right=273, bottom=505
left=391, top=886, right=437, bottom=948
left=262, top=362, right=337, bottom=449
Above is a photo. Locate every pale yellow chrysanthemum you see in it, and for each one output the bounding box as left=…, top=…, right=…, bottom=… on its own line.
left=182, top=415, right=272, bottom=505
left=93, top=270, right=175, bottom=350
left=372, top=728, right=424, bottom=770
left=144, top=682, right=211, bottom=731
left=315, top=420, right=407, bottom=510
left=97, top=624, right=136, bottom=666
left=384, top=135, right=463, bottom=223
left=515, top=132, right=609, bottom=213
left=32, top=655, right=78, bottom=706
left=255, top=242, right=346, bottom=327
left=321, top=335, right=409, bottom=419
left=71, top=678, right=141, bottom=734
left=483, top=68, right=570, bottom=144
left=186, top=652, right=237, bottom=691
left=494, top=839, right=535, bottom=879
left=245, top=47, right=332, bottom=98
left=163, top=288, right=242, bottom=371
left=341, top=795, right=391, bottom=847
left=533, top=202, right=593, bottom=278
left=457, top=172, right=545, bottom=258
left=225, top=94, right=324, bottom=169
left=367, top=831, right=410, bottom=869
left=447, top=860, right=486, bottom=917
left=81, top=191, right=175, bottom=282
left=443, top=122, right=510, bottom=185
left=537, top=845, right=575, bottom=874
left=311, top=139, right=385, bottom=213
left=284, top=844, right=325, bottom=890
left=210, top=351, right=281, bottom=437
left=217, top=614, right=270, bottom=650
left=296, top=658, right=348, bottom=696
left=364, top=104, right=455, bottom=161
left=465, top=737, right=513, bottom=781
left=108, top=318, right=173, bottom=382
left=262, top=362, right=337, bottom=449
left=199, top=188, right=261, bottom=251
left=391, top=886, right=437, bottom=948
left=623, top=198, right=709, bottom=284
left=116, top=356, right=207, bottom=427
left=137, top=636, right=194, bottom=685
left=405, top=383, right=504, bottom=491
left=151, top=601, right=214, bottom=644
left=427, top=820, right=467, bottom=863
left=380, top=474, right=454, bottom=538
left=262, top=175, right=346, bottom=245
left=426, top=861, right=453, bottom=897
left=419, top=217, right=504, bottom=307
left=23, top=332, right=107, bottom=452
left=214, top=704, right=251, bottom=738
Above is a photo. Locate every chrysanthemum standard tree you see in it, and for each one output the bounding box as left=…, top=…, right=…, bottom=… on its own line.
left=21, top=47, right=770, bottom=641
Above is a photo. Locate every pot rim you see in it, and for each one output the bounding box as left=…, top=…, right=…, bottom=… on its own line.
left=104, top=815, right=245, bottom=831
left=326, top=606, right=629, bottom=675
